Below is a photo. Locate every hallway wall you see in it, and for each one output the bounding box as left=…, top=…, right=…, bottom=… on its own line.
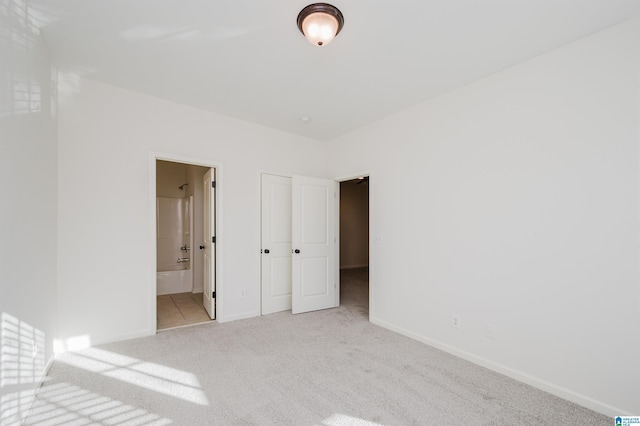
left=340, top=180, right=369, bottom=269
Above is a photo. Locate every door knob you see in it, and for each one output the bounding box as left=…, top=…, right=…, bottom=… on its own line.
left=294, top=249, right=300, bottom=254
left=264, top=249, right=270, bottom=254
left=199, top=245, right=205, bottom=250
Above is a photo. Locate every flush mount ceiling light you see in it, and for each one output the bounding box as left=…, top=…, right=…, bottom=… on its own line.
left=297, top=3, right=344, bottom=47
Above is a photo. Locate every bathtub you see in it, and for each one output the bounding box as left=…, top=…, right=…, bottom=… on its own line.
left=157, top=266, right=193, bottom=295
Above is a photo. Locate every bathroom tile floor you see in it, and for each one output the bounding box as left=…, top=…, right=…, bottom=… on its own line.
left=157, top=292, right=212, bottom=330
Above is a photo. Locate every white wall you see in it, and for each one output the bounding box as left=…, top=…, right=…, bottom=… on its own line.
left=0, top=0, right=58, bottom=422
left=56, top=77, right=327, bottom=346
left=340, top=180, right=369, bottom=268
left=327, top=19, right=640, bottom=415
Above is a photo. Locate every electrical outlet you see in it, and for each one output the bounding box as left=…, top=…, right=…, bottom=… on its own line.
left=452, top=314, right=461, bottom=329
left=486, top=324, right=497, bottom=340
left=240, top=289, right=246, bottom=297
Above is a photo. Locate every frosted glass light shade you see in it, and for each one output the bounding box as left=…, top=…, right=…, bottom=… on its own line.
left=301, top=12, right=339, bottom=46
left=297, top=3, right=344, bottom=47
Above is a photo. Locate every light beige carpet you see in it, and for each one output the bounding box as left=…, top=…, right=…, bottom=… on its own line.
left=24, top=268, right=609, bottom=425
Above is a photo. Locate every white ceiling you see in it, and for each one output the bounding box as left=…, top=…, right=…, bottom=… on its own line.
left=30, top=0, right=640, bottom=141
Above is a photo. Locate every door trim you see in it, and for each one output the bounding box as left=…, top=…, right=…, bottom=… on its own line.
left=335, top=171, right=373, bottom=321
left=150, top=151, right=224, bottom=334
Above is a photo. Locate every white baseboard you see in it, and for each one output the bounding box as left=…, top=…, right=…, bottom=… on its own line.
left=222, top=310, right=259, bottom=323
left=370, top=316, right=629, bottom=417
left=88, top=328, right=155, bottom=348
left=156, top=285, right=191, bottom=296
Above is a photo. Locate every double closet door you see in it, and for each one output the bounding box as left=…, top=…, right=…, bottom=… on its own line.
left=261, top=174, right=338, bottom=315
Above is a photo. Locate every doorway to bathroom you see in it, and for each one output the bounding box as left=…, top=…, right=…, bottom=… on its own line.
left=154, top=157, right=219, bottom=330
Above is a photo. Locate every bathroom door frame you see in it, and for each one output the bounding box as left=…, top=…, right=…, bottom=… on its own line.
left=149, top=151, right=224, bottom=333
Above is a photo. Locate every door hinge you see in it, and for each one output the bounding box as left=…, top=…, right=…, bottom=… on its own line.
left=212, top=181, right=216, bottom=188
left=212, top=291, right=216, bottom=298
left=212, top=236, right=216, bottom=243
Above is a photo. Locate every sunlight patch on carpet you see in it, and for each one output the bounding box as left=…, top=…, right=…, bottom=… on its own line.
left=57, top=347, right=209, bottom=406
left=321, top=413, right=386, bottom=426
left=24, top=381, right=172, bottom=425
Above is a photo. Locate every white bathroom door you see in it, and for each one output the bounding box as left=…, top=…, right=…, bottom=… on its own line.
left=261, top=174, right=293, bottom=315
left=203, top=169, right=216, bottom=319
left=291, top=175, right=337, bottom=314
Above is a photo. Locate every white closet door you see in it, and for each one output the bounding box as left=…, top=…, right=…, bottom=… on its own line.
left=291, top=175, right=337, bottom=314
left=261, top=174, right=292, bottom=315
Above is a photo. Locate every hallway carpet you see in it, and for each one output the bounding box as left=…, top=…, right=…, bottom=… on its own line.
left=25, top=268, right=608, bottom=425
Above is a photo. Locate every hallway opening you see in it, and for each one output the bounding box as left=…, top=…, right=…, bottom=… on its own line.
left=339, top=176, right=370, bottom=317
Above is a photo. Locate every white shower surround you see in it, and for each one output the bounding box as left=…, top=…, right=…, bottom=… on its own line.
left=156, top=196, right=193, bottom=294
